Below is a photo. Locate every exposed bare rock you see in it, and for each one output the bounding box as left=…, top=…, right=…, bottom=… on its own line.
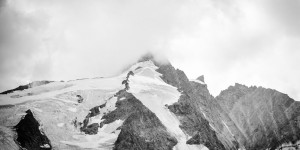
left=190, top=81, right=242, bottom=150
left=76, top=95, right=83, bottom=103
left=216, top=84, right=300, bottom=150
left=1, top=80, right=53, bottom=94
left=197, top=75, right=205, bottom=83
left=156, top=63, right=227, bottom=150
left=1, top=53, right=299, bottom=150
left=80, top=100, right=104, bottom=134
left=28, top=81, right=54, bottom=88
left=101, top=91, right=178, bottom=150
left=14, top=109, right=52, bottom=150
left=81, top=123, right=99, bottom=135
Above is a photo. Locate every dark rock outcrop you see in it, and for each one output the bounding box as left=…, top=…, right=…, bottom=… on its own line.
left=121, top=71, right=134, bottom=91
left=76, top=95, right=84, bottom=103
left=1, top=85, right=29, bottom=95
left=81, top=123, right=99, bottom=135
left=101, top=91, right=178, bottom=150
left=5, top=53, right=299, bottom=150
left=14, top=109, right=52, bottom=150
left=79, top=69, right=177, bottom=149
left=80, top=104, right=103, bottom=134
left=80, top=70, right=136, bottom=135
left=1, top=81, right=53, bottom=94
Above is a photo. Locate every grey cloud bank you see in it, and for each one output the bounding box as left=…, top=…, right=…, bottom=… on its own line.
left=0, top=0, right=300, bottom=100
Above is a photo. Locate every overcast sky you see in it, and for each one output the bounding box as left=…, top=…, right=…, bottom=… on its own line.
left=0, top=0, right=300, bottom=100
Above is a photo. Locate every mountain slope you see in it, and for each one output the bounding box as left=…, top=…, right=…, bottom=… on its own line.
left=216, top=83, right=300, bottom=149
left=0, top=54, right=299, bottom=150
left=155, top=62, right=228, bottom=150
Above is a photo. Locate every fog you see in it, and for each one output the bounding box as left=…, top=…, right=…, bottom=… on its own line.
left=0, top=0, right=299, bottom=100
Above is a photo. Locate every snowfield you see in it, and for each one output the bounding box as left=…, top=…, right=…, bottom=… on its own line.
left=0, top=60, right=208, bottom=150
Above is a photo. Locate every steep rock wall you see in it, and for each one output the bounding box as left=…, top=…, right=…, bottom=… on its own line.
left=156, top=63, right=228, bottom=150
left=101, top=90, right=178, bottom=150
left=14, top=109, right=52, bottom=150
left=216, top=84, right=300, bottom=149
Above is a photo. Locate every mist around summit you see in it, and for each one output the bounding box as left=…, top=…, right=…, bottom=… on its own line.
left=0, top=54, right=299, bottom=150
left=0, top=0, right=300, bottom=150
left=0, top=0, right=300, bottom=100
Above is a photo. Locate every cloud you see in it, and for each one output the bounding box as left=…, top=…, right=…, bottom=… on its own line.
left=262, top=0, right=300, bottom=36
left=0, top=0, right=299, bottom=101
left=165, top=0, right=300, bottom=100
left=0, top=0, right=191, bottom=90
left=0, top=0, right=52, bottom=90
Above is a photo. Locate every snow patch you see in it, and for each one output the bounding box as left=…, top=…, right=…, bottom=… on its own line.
left=16, top=113, right=27, bottom=116
left=61, top=120, right=123, bottom=149
left=32, top=107, right=43, bottom=112
left=0, top=76, right=123, bottom=106
left=57, top=123, right=64, bottom=127
left=101, top=97, right=118, bottom=115
left=89, top=116, right=102, bottom=125
left=190, top=79, right=205, bottom=85
left=67, top=107, right=77, bottom=112
left=222, top=120, right=234, bottom=137
left=40, top=144, right=50, bottom=148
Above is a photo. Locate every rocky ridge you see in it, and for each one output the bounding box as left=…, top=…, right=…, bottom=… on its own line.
left=137, top=53, right=300, bottom=150
left=14, top=109, right=52, bottom=150
left=216, top=83, right=300, bottom=149
left=79, top=69, right=178, bottom=150
left=0, top=53, right=299, bottom=150
left=156, top=62, right=228, bottom=150
left=0, top=81, right=53, bottom=95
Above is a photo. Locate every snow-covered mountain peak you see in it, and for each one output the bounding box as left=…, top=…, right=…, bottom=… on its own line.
left=0, top=55, right=299, bottom=150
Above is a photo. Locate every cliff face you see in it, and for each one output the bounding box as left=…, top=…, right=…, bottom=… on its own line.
left=156, top=63, right=228, bottom=150
left=190, top=81, right=242, bottom=150
left=14, top=109, right=52, bottom=150
left=103, top=91, right=178, bottom=150
left=216, top=83, right=300, bottom=150
left=153, top=54, right=300, bottom=150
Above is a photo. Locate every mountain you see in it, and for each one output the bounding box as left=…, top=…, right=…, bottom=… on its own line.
left=0, top=80, right=54, bottom=95
left=216, top=84, right=300, bottom=149
left=0, top=54, right=299, bottom=150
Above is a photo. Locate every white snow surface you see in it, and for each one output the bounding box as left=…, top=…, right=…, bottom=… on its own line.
left=67, top=107, right=77, bottom=112
left=0, top=60, right=209, bottom=150
left=128, top=61, right=208, bottom=150
left=190, top=79, right=206, bottom=85
left=0, top=76, right=123, bottom=106
left=61, top=120, right=123, bottom=150
left=57, top=123, right=64, bottom=127
left=0, top=74, right=124, bottom=149
left=60, top=94, right=121, bottom=149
